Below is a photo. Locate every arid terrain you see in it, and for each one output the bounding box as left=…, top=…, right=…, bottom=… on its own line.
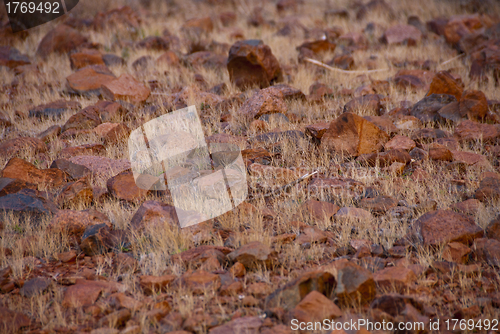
left=1, top=0, right=500, bottom=333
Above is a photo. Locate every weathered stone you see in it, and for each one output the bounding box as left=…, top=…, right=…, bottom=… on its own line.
left=474, top=176, right=500, bottom=202
left=227, top=39, right=282, bottom=90
left=384, top=135, right=416, bottom=151
left=409, top=209, right=484, bottom=246
left=107, top=169, right=149, bottom=202
left=227, top=241, right=273, bottom=268
left=62, top=105, right=102, bottom=132
left=373, top=266, right=416, bottom=291
left=473, top=238, right=500, bottom=266
left=298, top=199, right=339, bottom=221
left=79, top=223, right=114, bottom=256
left=70, top=49, right=105, bottom=70
left=429, top=147, right=453, bottom=161
left=238, top=87, right=287, bottom=120
left=344, top=94, right=383, bottom=115
left=330, top=260, right=376, bottom=305
left=139, top=275, right=176, bottom=295
left=2, top=157, right=67, bottom=189
left=442, top=242, right=471, bottom=263
left=411, top=93, right=457, bottom=123
left=62, top=279, right=125, bottom=308
left=450, top=199, right=482, bottom=216
left=266, top=270, right=335, bottom=310
left=20, top=277, right=51, bottom=297
left=36, top=24, right=88, bottom=59
left=66, top=65, right=116, bottom=95
left=101, top=73, right=151, bottom=103
left=426, top=71, right=463, bottom=100
left=29, top=100, right=81, bottom=118
left=0, top=178, right=37, bottom=197
left=0, top=46, right=30, bottom=68
left=59, top=144, right=106, bottom=159
left=320, top=113, right=389, bottom=157
left=459, top=90, right=488, bottom=121
left=0, top=137, right=47, bottom=160
left=486, top=216, right=500, bottom=241
left=181, top=270, right=220, bottom=294
left=454, top=120, right=500, bottom=143
left=359, top=195, right=398, bottom=214
left=290, top=290, right=343, bottom=323
left=382, top=24, right=422, bottom=45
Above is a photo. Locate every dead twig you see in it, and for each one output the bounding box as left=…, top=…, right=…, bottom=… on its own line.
left=303, top=57, right=389, bottom=74
left=437, top=53, right=466, bottom=68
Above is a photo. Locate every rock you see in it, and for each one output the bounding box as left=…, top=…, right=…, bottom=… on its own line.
left=139, top=275, right=176, bottom=295
left=410, top=93, right=457, bottom=123
left=344, top=94, right=383, bottom=115
left=102, top=54, right=126, bottom=67
left=227, top=241, right=273, bottom=268
left=474, top=176, right=500, bottom=202
left=454, top=120, right=500, bottom=142
left=79, top=223, right=114, bottom=256
left=266, top=270, right=336, bottom=310
left=238, top=87, right=287, bottom=119
left=409, top=209, right=484, bottom=246
left=50, top=159, right=90, bottom=180
left=411, top=128, right=450, bottom=142
left=363, top=116, right=397, bottom=133
left=359, top=196, right=398, bottom=215
left=0, top=307, right=30, bottom=333
left=0, top=137, right=47, bottom=160
left=66, top=65, right=116, bottom=95
left=358, top=149, right=411, bottom=167
left=109, top=292, right=143, bottom=310
left=62, top=279, right=125, bottom=308
left=330, top=54, right=355, bottom=70
left=184, top=51, right=226, bottom=69
left=227, top=39, right=282, bottom=90
left=92, top=6, right=141, bottom=31
left=331, top=260, right=376, bottom=305
left=0, top=46, right=30, bottom=68
left=335, top=207, right=373, bottom=221
left=70, top=49, right=105, bottom=70
left=36, top=24, right=88, bottom=59
left=290, top=290, right=342, bottom=323
left=295, top=226, right=329, bottom=245
left=0, top=190, right=58, bottom=220
left=57, top=178, right=93, bottom=207
left=297, top=39, right=336, bottom=55
left=451, top=150, right=491, bottom=168
left=373, top=266, right=416, bottom=291
left=130, top=200, right=179, bottom=231
left=0, top=178, right=37, bottom=197
left=382, top=24, right=422, bottom=45
left=308, top=82, right=334, bottom=101
left=384, top=135, right=416, bottom=151
left=442, top=242, right=471, bottom=263
left=486, top=216, right=500, bottom=241
left=459, top=90, right=488, bottom=121
left=428, top=147, right=453, bottom=161
left=270, top=84, right=306, bottom=101
left=450, top=199, right=482, bottom=216
left=370, top=294, right=423, bottom=317
left=62, top=105, right=102, bottom=132
left=181, top=270, right=220, bottom=294
left=298, top=199, right=339, bottom=221
left=305, top=122, right=330, bottom=141
left=473, top=238, right=500, bottom=266
left=320, top=113, right=389, bottom=157
left=209, top=316, right=262, bottom=334
left=20, top=277, right=51, bottom=297
left=101, top=73, right=151, bottom=104
left=94, top=101, right=125, bottom=122
left=2, top=157, right=67, bottom=189
left=107, top=169, right=149, bottom=202
left=94, top=123, right=131, bottom=143
left=29, top=100, right=81, bottom=118
left=426, top=71, right=463, bottom=100
left=68, top=156, right=130, bottom=184
left=241, top=147, right=272, bottom=166
left=443, top=14, right=482, bottom=46
left=136, top=36, right=170, bottom=51
left=37, top=125, right=61, bottom=141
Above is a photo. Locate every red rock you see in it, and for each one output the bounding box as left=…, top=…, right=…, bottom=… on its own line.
left=109, top=292, right=143, bottom=310
left=359, top=149, right=411, bottom=167
left=156, top=50, right=180, bottom=66
left=37, top=125, right=61, bottom=141
left=344, top=94, right=383, bottom=115
left=50, top=210, right=110, bottom=242
left=298, top=199, right=339, bottom=221
left=459, top=90, right=488, bottom=121
left=454, top=120, right=500, bottom=142
left=0, top=307, right=30, bottom=333
left=0, top=137, right=47, bottom=159
left=241, top=147, right=272, bottom=166
left=384, top=135, right=416, bottom=151
left=373, top=266, right=416, bottom=291
left=70, top=49, right=105, bottom=70
left=59, top=144, right=106, bottom=159
left=486, top=216, right=500, bottom=241
left=297, top=39, right=336, bottom=55
left=428, top=147, right=453, bottom=161
left=227, top=39, right=282, bottom=90
left=473, top=238, right=500, bottom=266
left=305, top=122, right=330, bottom=141
left=409, top=209, right=484, bottom=246
left=382, top=24, right=422, bottom=45
left=181, top=270, right=220, bottom=294
left=0, top=46, right=30, bottom=68
left=230, top=262, right=246, bottom=278
left=1, top=157, right=67, bottom=189
left=0, top=190, right=58, bottom=219
left=66, top=65, right=116, bottom=95
left=94, top=101, right=125, bottom=122
left=330, top=260, right=376, bottom=305
left=442, top=242, right=471, bottom=263
left=92, top=6, right=141, bottom=31
left=139, top=275, right=176, bottom=295
left=62, top=279, right=126, bottom=308
left=36, top=24, right=88, bottom=59
left=444, top=15, right=482, bottom=46
left=451, top=150, right=490, bottom=168
left=290, top=290, right=342, bottom=323
left=321, top=113, right=389, bottom=157
left=239, top=87, right=287, bottom=120
left=62, top=105, right=102, bottom=132
left=29, top=99, right=82, bottom=118
left=359, top=196, right=398, bottom=215
left=0, top=177, right=37, bottom=197
left=227, top=241, right=273, bottom=268
left=136, top=36, right=170, bottom=51
left=474, top=176, right=500, bottom=202
left=79, top=223, right=114, bottom=256
left=295, top=226, right=329, bottom=245
left=94, top=123, right=131, bottom=143
left=330, top=54, right=354, bottom=70
left=266, top=270, right=336, bottom=309
left=57, top=178, right=94, bottom=207
left=426, top=71, right=463, bottom=100
left=450, top=199, right=482, bottom=216
left=101, top=73, right=151, bottom=103
left=107, top=169, right=149, bottom=202
left=68, top=155, right=130, bottom=184
left=20, top=277, right=51, bottom=297
left=209, top=316, right=262, bottom=334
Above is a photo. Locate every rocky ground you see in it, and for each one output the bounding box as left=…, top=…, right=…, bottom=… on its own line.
left=1, top=0, right=500, bottom=333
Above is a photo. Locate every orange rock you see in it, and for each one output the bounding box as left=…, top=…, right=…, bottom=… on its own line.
left=101, top=74, right=151, bottom=104
left=426, top=71, right=463, bottom=100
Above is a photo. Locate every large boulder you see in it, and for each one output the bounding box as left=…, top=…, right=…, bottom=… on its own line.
left=320, top=112, right=389, bottom=157
left=227, top=39, right=282, bottom=90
